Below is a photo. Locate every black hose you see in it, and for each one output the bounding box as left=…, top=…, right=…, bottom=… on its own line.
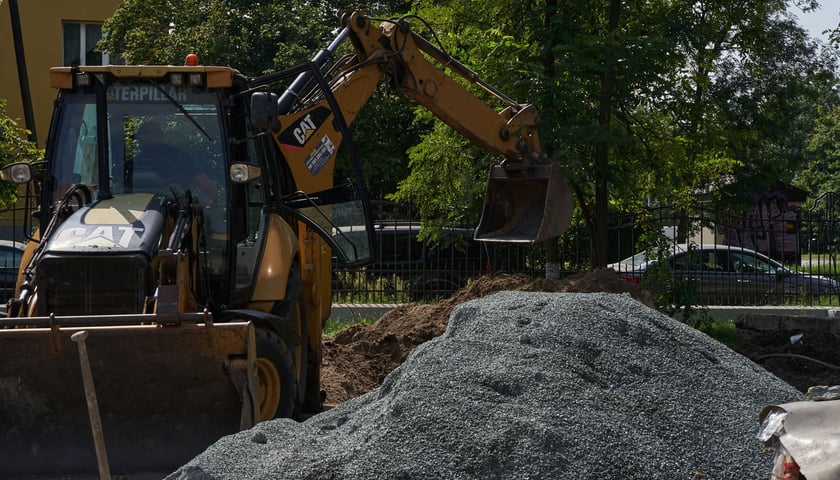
left=756, top=353, right=840, bottom=370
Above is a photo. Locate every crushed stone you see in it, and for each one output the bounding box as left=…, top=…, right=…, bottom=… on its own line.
left=168, top=291, right=803, bottom=479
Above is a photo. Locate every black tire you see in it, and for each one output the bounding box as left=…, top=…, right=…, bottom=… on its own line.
left=270, top=262, right=309, bottom=415
left=255, top=327, right=298, bottom=421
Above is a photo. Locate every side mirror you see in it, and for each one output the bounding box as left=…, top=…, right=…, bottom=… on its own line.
left=249, top=92, right=280, bottom=131
left=0, top=162, right=33, bottom=184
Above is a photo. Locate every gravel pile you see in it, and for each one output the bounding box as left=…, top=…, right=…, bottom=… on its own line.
left=169, top=291, right=803, bottom=479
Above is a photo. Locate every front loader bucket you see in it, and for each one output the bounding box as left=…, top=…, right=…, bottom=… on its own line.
left=474, top=164, right=574, bottom=242
left=0, top=321, right=257, bottom=478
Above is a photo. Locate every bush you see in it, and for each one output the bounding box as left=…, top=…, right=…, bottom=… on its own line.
left=0, top=99, right=41, bottom=208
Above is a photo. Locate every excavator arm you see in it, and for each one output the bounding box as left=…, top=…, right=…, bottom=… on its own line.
left=344, top=11, right=546, bottom=165
left=253, top=10, right=574, bottom=242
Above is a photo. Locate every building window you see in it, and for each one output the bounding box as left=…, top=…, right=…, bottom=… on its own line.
left=63, top=22, right=121, bottom=66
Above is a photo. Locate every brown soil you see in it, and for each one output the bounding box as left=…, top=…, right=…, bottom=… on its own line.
left=320, top=270, right=840, bottom=406
left=320, top=269, right=657, bottom=405
left=729, top=329, right=840, bottom=393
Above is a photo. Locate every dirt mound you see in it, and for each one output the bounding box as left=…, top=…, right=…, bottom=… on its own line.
left=731, top=329, right=840, bottom=392
left=320, top=269, right=655, bottom=405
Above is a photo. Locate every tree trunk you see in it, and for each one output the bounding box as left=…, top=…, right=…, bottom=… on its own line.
left=543, top=0, right=561, bottom=279
left=592, top=0, right=621, bottom=268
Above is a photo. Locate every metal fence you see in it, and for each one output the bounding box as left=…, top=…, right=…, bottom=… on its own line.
left=334, top=194, right=840, bottom=306
left=2, top=192, right=839, bottom=307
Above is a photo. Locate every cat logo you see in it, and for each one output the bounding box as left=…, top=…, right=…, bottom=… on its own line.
left=278, top=106, right=331, bottom=150
left=293, top=113, right=316, bottom=144
left=55, top=225, right=144, bottom=249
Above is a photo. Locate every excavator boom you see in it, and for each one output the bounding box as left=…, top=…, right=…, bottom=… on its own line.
left=259, top=11, right=574, bottom=242
left=344, top=12, right=574, bottom=241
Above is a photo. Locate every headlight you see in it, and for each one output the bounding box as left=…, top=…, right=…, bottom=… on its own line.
left=229, top=163, right=262, bottom=183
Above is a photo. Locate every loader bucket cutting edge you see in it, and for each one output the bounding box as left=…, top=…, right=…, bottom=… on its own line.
left=0, top=321, right=257, bottom=477
left=475, top=164, right=574, bottom=242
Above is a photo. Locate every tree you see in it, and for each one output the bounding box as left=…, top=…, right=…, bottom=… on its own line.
left=664, top=1, right=833, bottom=204
left=101, top=1, right=416, bottom=73
left=388, top=2, right=534, bottom=232
left=0, top=99, right=41, bottom=207
left=388, top=0, right=835, bottom=269
left=100, top=0, right=838, bottom=272
left=392, top=0, right=688, bottom=267
left=101, top=0, right=334, bottom=74
left=800, top=106, right=840, bottom=195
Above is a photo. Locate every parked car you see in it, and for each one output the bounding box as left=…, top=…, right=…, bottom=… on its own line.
left=608, top=244, right=840, bottom=305
left=0, top=240, right=25, bottom=304
left=371, top=222, right=491, bottom=299
left=333, top=222, right=490, bottom=300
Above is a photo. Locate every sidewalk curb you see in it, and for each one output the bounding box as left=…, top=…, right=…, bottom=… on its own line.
left=330, top=303, right=840, bottom=325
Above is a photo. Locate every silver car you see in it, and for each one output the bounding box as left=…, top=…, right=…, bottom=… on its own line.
left=608, top=244, right=840, bottom=305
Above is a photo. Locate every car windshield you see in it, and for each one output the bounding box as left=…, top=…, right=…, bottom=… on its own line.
left=617, top=246, right=686, bottom=266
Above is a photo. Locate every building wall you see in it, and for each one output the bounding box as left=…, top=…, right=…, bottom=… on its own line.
left=0, top=0, right=122, bottom=148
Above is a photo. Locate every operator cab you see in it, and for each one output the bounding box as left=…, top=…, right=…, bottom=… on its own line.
left=39, top=73, right=232, bottom=304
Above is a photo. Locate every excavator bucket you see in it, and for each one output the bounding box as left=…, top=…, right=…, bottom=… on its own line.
left=0, top=320, right=258, bottom=478
left=474, top=163, right=575, bottom=242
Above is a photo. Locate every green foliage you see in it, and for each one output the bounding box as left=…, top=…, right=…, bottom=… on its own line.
left=331, top=271, right=412, bottom=304
left=0, top=100, right=41, bottom=208
left=698, top=318, right=739, bottom=346
left=390, top=124, right=487, bottom=229
left=333, top=90, right=425, bottom=198
left=389, top=2, right=547, bottom=231
left=101, top=0, right=333, bottom=74
left=101, top=1, right=417, bottom=74
left=391, top=0, right=834, bottom=265
left=99, top=0, right=840, bottom=268
left=800, top=106, right=840, bottom=195
left=632, top=229, right=699, bottom=316
left=323, top=316, right=376, bottom=340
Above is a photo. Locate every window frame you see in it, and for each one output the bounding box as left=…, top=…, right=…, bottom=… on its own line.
left=62, top=21, right=116, bottom=67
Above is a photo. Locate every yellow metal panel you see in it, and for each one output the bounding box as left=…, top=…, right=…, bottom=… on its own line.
left=271, top=67, right=381, bottom=195
left=83, top=193, right=155, bottom=223
left=297, top=225, right=332, bottom=360
left=49, top=68, right=74, bottom=89
left=49, top=65, right=237, bottom=88
left=205, top=67, right=236, bottom=88
left=250, top=214, right=298, bottom=305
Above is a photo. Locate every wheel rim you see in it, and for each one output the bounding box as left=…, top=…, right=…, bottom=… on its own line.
left=256, top=357, right=281, bottom=422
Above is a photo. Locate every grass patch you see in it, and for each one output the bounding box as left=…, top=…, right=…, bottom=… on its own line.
left=323, top=316, right=377, bottom=339
left=671, top=306, right=739, bottom=347
left=698, top=319, right=739, bottom=347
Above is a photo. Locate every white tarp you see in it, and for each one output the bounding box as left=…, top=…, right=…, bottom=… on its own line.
left=759, top=400, right=840, bottom=480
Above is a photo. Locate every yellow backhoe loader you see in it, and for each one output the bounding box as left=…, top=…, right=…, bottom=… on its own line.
left=0, top=10, right=573, bottom=478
